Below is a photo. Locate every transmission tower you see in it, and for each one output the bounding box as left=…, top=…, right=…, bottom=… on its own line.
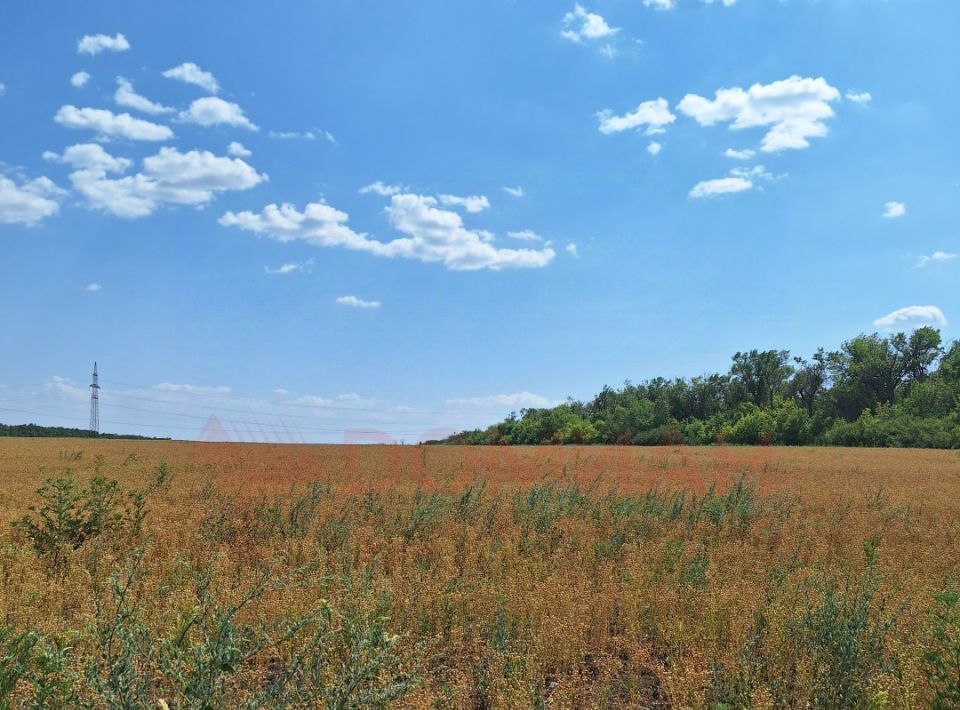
left=89, top=361, right=100, bottom=433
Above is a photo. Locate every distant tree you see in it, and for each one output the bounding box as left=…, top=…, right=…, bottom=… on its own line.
left=789, top=349, right=829, bottom=416
left=730, top=350, right=793, bottom=409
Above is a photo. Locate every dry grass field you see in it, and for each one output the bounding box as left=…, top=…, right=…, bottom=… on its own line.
left=2, top=439, right=960, bottom=708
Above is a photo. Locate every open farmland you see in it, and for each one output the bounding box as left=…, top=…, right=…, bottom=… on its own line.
left=2, top=440, right=960, bottom=708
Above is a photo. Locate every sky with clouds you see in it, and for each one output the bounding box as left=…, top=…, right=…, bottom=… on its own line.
left=0, top=0, right=957, bottom=441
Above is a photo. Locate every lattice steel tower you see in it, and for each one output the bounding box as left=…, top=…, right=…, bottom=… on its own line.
left=89, top=362, right=100, bottom=433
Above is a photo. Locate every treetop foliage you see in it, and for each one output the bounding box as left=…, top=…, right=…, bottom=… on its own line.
left=439, top=328, right=960, bottom=448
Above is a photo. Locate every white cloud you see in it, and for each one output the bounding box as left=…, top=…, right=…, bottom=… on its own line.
left=644, top=0, right=675, bottom=8
left=45, top=375, right=86, bottom=399
left=0, top=83, right=5, bottom=96
left=336, top=295, right=381, bottom=309
left=55, top=105, right=174, bottom=141
left=0, top=174, right=65, bottom=225
left=730, top=164, right=773, bottom=181
left=916, top=251, right=956, bottom=268
left=445, top=392, right=557, bottom=409
left=597, top=98, right=676, bottom=135
left=273, top=388, right=289, bottom=396
left=56, top=144, right=266, bottom=218
left=724, top=147, right=756, bottom=160
left=45, top=142, right=133, bottom=172
left=293, top=392, right=377, bottom=408
left=702, top=0, right=737, bottom=6
left=677, top=76, right=841, bottom=153
left=85, top=282, right=102, bottom=292
left=155, top=382, right=231, bottom=395
left=77, top=33, right=130, bottom=55
left=114, top=77, right=173, bottom=115
left=220, top=194, right=556, bottom=271
left=503, top=186, right=525, bottom=198
left=561, top=4, right=619, bottom=43
left=268, top=130, right=321, bottom=141
left=227, top=141, right=251, bottom=158
left=438, top=194, right=490, bottom=213
left=846, top=90, right=872, bottom=104
left=689, top=176, right=753, bottom=199
left=647, top=141, right=662, bottom=156
left=360, top=181, right=406, bottom=196
left=162, top=62, right=219, bottom=93
left=178, top=97, right=258, bottom=131
left=566, top=242, right=579, bottom=257
left=507, top=229, right=544, bottom=242
left=265, top=259, right=313, bottom=275
left=70, top=71, right=90, bottom=88
left=874, top=305, right=947, bottom=330
left=882, top=201, right=906, bottom=219
left=689, top=164, right=773, bottom=199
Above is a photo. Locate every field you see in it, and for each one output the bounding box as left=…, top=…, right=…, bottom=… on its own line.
left=2, top=439, right=960, bottom=708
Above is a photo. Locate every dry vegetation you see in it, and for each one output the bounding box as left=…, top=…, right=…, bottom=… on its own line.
left=2, top=439, right=960, bottom=708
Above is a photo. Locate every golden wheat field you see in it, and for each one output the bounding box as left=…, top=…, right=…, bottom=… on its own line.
left=2, top=439, right=960, bottom=708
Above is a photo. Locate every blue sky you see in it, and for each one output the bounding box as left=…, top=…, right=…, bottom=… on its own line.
left=1, top=0, right=957, bottom=442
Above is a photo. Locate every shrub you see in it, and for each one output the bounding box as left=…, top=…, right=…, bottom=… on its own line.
left=923, top=588, right=960, bottom=708
left=13, top=473, right=147, bottom=569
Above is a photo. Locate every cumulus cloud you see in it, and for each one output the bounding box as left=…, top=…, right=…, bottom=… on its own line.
left=359, top=181, right=406, bottom=196
left=293, top=393, right=377, bottom=409
left=873, top=306, right=947, bottom=330
left=227, top=141, right=251, bottom=157
left=689, top=176, right=753, bottom=199
left=0, top=174, right=65, bottom=225
left=154, top=382, right=231, bottom=395
left=597, top=98, right=675, bottom=135
left=55, top=105, right=174, bottom=141
left=220, top=193, right=556, bottom=271
left=85, top=282, right=102, bottom=292
left=507, top=230, right=544, bottom=242
left=915, top=251, right=956, bottom=268
left=846, top=90, right=872, bottom=104
left=438, top=194, right=490, bottom=213
left=77, top=33, right=129, bottom=55
left=178, top=97, right=258, bottom=130
left=45, top=375, right=87, bottom=399
left=70, top=71, right=90, bottom=88
left=561, top=4, right=619, bottom=43
left=265, top=259, right=313, bottom=275
left=336, top=295, right=381, bottom=309
left=44, top=142, right=133, bottom=172
left=162, top=62, right=219, bottom=93
left=503, top=186, right=525, bottom=198
left=647, top=141, right=662, bottom=156
left=114, top=77, right=173, bottom=115
left=689, top=164, right=774, bottom=198
left=882, top=201, right=906, bottom=219
left=445, top=392, right=557, bottom=409
left=724, top=147, right=756, bottom=160
left=677, top=76, right=841, bottom=153
left=50, top=143, right=266, bottom=218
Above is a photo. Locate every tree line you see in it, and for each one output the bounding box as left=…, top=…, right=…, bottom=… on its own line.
left=438, top=328, right=960, bottom=448
left=0, top=423, right=167, bottom=440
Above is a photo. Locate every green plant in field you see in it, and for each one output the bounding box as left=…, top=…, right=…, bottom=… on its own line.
left=800, top=539, right=898, bottom=709
left=922, top=587, right=960, bottom=708
left=0, top=626, right=75, bottom=709
left=81, top=547, right=417, bottom=709
left=151, top=460, right=173, bottom=491
left=13, top=473, right=147, bottom=569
